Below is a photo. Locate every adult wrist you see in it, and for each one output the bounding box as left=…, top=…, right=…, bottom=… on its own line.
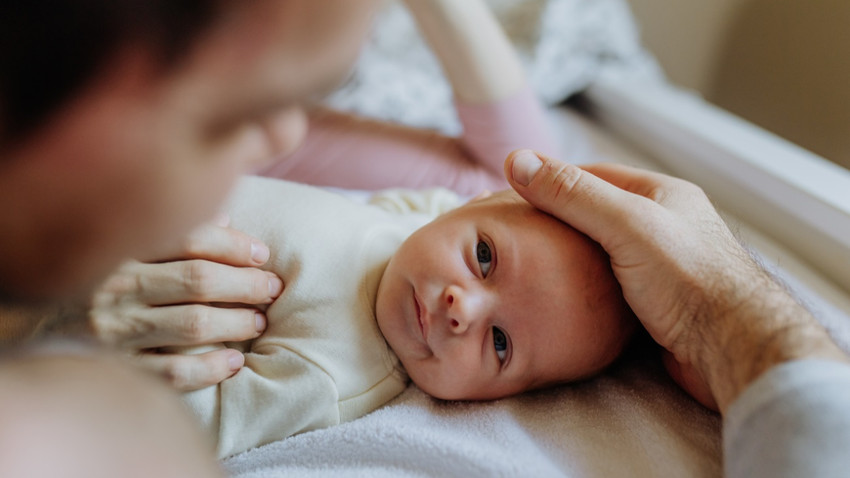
left=691, top=269, right=847, bottom=413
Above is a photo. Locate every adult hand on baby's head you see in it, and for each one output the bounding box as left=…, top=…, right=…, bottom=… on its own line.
left=504, top=149, right=847, bottom=413
left=504, top=149, right=750, bottom=364
left=84, top=217, right=283, bottom=390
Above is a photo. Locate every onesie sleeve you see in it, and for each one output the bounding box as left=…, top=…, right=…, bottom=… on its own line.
left=368, top=187, right=463, bottom=216
left=211, top=347, right=340, bottom=459
left=723, top=359, right=850, bottom=478
left=258, top=84, right=559, bottom=197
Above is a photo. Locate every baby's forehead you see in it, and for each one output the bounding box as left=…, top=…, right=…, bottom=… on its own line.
left=458, top=190, right=554, bottom=224
left=478, top=189, right=524, bottom=205
left=451, top=191, right=603, bottom=270
left=460, top=189, right=527, bottom=214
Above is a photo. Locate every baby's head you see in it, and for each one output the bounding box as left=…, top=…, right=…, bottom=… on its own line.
left=376, top=190, right=635, bottom=401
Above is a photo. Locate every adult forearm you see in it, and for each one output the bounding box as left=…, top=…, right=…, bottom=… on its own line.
left=403, top=0, right=525, bottom=104
left=692, top=264, right=848, bottom=413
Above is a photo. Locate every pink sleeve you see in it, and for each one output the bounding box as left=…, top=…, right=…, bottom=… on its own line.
left=454, top=84, right=560, bottom=177
left=258, top=84, right=559, bottom=197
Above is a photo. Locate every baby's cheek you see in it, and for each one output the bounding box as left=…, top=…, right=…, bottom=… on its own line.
left=408, top=360, right=493, bottom=401
left=405, top=361, right=449, bottom=399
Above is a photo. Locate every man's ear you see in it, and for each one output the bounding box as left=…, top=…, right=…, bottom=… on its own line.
left=467, top=190, right=492, bottom=203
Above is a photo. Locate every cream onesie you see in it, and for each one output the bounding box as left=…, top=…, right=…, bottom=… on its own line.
left=181, top=176, right=460, bottom=458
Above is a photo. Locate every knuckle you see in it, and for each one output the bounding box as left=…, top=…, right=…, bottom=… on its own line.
left=180, top=233, right=207, bottom=258
left=142, top=352, right=224, bottom=391
left=88, top=308, right=145, bottom=346
left=543, top=161, right=583, bottom=208
left=98, top=272, right=137, bottom=297
left=200, top=354, right=231, bottom=387
left=92, top=262, right=144, bottom=305
left=647, top=184, right=673, bottom=205
left=678, top=178, right=705, bottom=197
left=181, top=261, right=216, bottom=298
left=169, top=355, right=225, bottom=391
left=184, top=225, right=254, bottom=263
left=159, top=358, right=193, bottom=390
left=88, top=312, right=119, bottom=342
left=182, top=305, right=213, bottom=342
left=665, top=176, right=705, bottom=198
left=648, top=176, right=705, bottom=207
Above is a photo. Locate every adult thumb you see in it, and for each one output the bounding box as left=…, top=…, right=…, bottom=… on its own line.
left=503, top=149, right=631, bottom=247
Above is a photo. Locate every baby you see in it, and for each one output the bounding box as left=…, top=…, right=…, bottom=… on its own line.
left=183, top=175, right=635, bottom=458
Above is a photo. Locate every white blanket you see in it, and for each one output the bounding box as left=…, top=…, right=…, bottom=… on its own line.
left=224, top=348, right=720, bottom=478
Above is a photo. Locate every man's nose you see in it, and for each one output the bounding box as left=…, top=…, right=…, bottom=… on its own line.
left=443, top=284, right=486, bottom=334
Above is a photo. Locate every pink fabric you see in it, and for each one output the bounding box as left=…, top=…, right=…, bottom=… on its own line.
left=258, top=85, right=559, bottom=197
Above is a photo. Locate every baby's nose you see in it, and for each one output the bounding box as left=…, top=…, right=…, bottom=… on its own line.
left=444, top=284, right=486, bottom=334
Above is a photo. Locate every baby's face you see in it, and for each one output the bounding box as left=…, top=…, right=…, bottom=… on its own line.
left=376, top=191, right=634, bottom=400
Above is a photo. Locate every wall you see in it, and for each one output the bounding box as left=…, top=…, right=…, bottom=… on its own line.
left=626, top=0, right=850, bottom=169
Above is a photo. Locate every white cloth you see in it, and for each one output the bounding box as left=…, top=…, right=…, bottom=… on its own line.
left=725, top=360, right=850, bottom=478
left=326, top=0, right=663, bottom=135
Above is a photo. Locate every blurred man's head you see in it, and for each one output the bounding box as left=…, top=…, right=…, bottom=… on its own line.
left=0, top=0, right=378, bottom=301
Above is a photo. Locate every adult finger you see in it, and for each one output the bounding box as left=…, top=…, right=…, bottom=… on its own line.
left=579, top=163, right=677, bottom=200
left=154, top=221, right=271, bottom=267
left=139, top=349, right=245, bottom=391
left=123, top=260, right=284, bottom=306
left=580, top=163, right=711, bottom=215
left=503, top=149, right=656, bottom=248
left=105, top=304, right=267, bottom=350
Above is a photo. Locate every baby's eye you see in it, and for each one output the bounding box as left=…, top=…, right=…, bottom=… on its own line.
left=476, top=241, right=492, bottom=277
left=493, top=327, right=508, bottom=362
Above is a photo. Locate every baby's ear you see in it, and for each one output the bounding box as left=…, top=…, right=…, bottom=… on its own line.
left=467, top=190, right=492, bottom=204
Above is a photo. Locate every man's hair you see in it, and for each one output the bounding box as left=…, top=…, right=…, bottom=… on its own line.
left=0, top=0, right=222, bottom=148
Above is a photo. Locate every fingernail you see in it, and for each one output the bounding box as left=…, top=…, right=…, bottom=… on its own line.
left=268, top=275, right=284, bottom=297
left=255, top=312, right=267, bottom=333
left=227, top=350, right=244, bottom=372
left=511, top=150, right=542, bottom=186
left=251, top=240, right=270, bottom=264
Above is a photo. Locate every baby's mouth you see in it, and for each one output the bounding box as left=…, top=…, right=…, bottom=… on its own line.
left=413, top=292, right=430, bottom=351
left=414, top=294, right=423, bottom=337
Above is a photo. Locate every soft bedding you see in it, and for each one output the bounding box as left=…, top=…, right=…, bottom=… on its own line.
left=224, top=346, right=721, bottom=477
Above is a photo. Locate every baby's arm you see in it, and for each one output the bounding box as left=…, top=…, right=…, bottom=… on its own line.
left=180, top=344, right=339, bottom=459
left=404, top=0, right=523, bottom=106
left=260, top=0, right=558, bottom=196
left=407, top=0, right=559, bottom=178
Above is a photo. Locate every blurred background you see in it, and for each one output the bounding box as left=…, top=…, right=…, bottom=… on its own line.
left=627, top=0, right=850, bottom=170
